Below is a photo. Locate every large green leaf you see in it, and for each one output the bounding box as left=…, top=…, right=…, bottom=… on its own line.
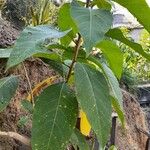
left=87, top=57, right=124, bottom=125
left=58, top=3, right=78, bottom=46
left=71, top=129, right=90, bottom=150
left=106, top=28, right=150, bottom=61
left=74, top=63, right=111, bottom=148
left=97, top=40, right=123, bottom=79
left=32, top=83, right=78, bottom=150
left=7, top=25, right=70, bottom=69
left=113, top=0, right=150, bottom=33
left=71, top=3, right=113, bottom=55
left=0, top=76, right=18, bottom=111
left=0, top=49, right=12, bottom=58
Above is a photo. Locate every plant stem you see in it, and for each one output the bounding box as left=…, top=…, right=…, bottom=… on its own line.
left=66, top=34, right=82, bottom=83
left=66, top=0, right=91, bottom=83
left=22, top=62, right=34, bottom=106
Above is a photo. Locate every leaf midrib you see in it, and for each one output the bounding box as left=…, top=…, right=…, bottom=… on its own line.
left=80, top=65, right=101, bottom=124
left=89, top=9, right=92, bottom=41
left=46, top=83, right=64, bottom=149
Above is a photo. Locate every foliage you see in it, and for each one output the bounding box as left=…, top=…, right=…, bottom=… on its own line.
left=29, top=0, right=58, bottom=26
left=0, top=0, right=150, bottom=149
left=0, top=76, right=18, bottom=111
left=120, top=29, right=150, bottom=84
left=32, top=83, right=78, bottom=150
left=6, top=25, right=70, bottom=69
left=1, top=0, right=58, bottom=27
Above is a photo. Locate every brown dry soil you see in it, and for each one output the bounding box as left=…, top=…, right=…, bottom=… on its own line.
left=0, top=19, right=20, bottom=48
left=0, top=19, right=149, bottom=150
left=115, top=90, right=149, bottom=150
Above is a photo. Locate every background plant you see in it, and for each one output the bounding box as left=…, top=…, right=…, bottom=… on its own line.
left=29, top=0, right=58, bottom=26
left=120, top=29, right=150, bottom=90
left=1, top=0, right=58, bottom=28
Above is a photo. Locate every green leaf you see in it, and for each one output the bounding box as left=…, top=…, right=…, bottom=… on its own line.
left=7, top=25, right=70, bottom=69
left=101, top=63, right=124, bottom=125
left=18, top=116, right=29, bottom=128
left=71, top=3, right=113, bottom=55
left=43, top=59, right=69, bottom=77
left=0, top=49, right=12, bottom=58
left=101, top=63, right=122, bottom=107
left=74, top=63, right=111, bottom=148
left=34, top=51, right=60, bottom=61
left=113, top=0, right=150, bottom=33
left=71, top=129, right=90, bottom=150
left=93, top=0, right=111, bottom=10
left=111, top=96, right=124, bottom=127
left=32, top=83, right=78, bottom=150
left=97, top=40, right=123, bottom=79
left=58, top=3, right=78, bottom=46
left=0, top=76, right=18, bottom=111
left=87, top=57, right=124, bottom=125
left=21, top=100, right=33, bottom=114
left=106, top=28, right=150, bottom=61
left=62, top=47, right=86, bottom=61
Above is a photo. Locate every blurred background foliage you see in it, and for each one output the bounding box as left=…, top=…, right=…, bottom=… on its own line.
left=120, top=28, right=150, bottom=90
left=29, top=0, right=58, bottom=26
left=1, top=0, right=58, bottom=28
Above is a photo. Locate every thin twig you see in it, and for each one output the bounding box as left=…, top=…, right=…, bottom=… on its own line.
left=0, top=131, right=31, bottom=146
left=22, top=62, right=34, bottom=106
left=66, top=34, right=82, bottom=82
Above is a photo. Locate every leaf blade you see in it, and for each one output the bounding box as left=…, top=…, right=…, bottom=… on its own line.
left=74, top=63, right=111, bottom=148
left=32, top=83, right=78, bottom=150
left=106, top=28, right=150, bottom=61
left=0, top=76, right=18, bottom=111
left=58, top=3, right=78, bottom=46
left=7, top=25, right=70, bottom=69
left=71, top=129, right=90, bottom=150
left=97, top=40, right=123, bottom=79
left=71, top=3, right=113, bottom=55
left=0, top=49, right=12, bottom=58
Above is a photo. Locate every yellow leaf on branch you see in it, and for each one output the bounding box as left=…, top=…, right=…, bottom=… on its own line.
left=27, top=75, right=59, bottom=102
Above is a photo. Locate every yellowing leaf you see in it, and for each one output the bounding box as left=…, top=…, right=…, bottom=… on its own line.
left=27, top=75, right=59, bottom=102
left=80, top=110, right=91, bottom=136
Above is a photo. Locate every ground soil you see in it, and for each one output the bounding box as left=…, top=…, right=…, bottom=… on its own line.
left=0, top=19, right=20, bottom=48
left=115, top=90, right=149, bottom=150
